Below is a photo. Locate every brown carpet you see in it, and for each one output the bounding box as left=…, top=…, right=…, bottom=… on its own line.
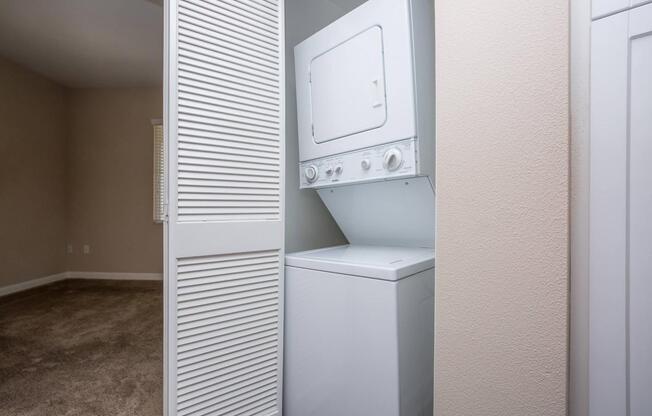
left=0, top=279, right=162, bottom=416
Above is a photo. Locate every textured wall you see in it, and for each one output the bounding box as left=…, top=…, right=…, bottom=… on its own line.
left=66, top=88, right=163, bottom=273
left=0, top=57, right=67, bottom=287
left=434, top=0, right=570, bottom=414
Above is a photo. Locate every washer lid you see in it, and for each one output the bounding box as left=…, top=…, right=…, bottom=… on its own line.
left=285, top=245, right=434, bottom=281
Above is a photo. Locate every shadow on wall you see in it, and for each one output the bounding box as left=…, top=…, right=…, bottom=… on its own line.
left=283, top=0, right=371, bottom=253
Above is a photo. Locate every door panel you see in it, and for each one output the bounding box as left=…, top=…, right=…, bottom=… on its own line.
left=628, top=5, right=652, bottom=414
left=175, top=250, right=281, bottom=416
left=165, top=0, right=285, bottom=415
left=589, top=11, right=629, bottom=416
left=590, top=4, right=652, bottom=416
left=592, top=0, right=629, bottom=19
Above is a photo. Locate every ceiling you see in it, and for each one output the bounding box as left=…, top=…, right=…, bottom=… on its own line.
left=0, top=0, right=366, bottom=88
left=0, top=0, right=163, bottom=88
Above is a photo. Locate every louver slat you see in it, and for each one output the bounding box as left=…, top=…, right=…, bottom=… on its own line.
left=177, top=0, right=281, bottom=223
left=176, top=250, right=280, bottom=415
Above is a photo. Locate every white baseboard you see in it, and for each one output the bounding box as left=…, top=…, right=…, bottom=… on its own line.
left=65, top=271, right=163, bottom=281
left=0, top=271, right=163, bottom=297
left=0, top=273, right=68, bottom=297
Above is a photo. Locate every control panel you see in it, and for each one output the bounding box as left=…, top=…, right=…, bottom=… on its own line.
left=299, top=139, right=417, bottom=189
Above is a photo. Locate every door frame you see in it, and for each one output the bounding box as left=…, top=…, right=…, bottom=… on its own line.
left=163, top=0, right=174, bottom=413
left=570, top=0, right=591, bottom=414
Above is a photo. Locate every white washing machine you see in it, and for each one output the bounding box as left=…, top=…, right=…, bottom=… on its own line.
left=284, top=245, right=434, bottom=416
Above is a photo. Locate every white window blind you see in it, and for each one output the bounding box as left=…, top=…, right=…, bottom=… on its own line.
left=152, top=119, right=165, bottom=223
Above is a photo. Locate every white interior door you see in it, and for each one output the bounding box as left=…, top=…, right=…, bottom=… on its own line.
left=164, top=0, right=285, bottom=415
left=590, top=4, right=652, bottom=416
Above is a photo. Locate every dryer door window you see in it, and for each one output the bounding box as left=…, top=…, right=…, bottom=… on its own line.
left=309, top=26, right=387, bottom=144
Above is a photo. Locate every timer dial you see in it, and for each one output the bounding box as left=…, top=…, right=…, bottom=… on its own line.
left=304, top=165, right=319, bottom=183
left=383, top=148, right=403, bottom=171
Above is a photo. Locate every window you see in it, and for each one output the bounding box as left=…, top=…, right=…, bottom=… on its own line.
left=152, top=119, right=165, bottom=223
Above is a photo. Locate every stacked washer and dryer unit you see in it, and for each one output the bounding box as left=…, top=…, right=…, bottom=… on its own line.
left=284, top=0, right=436, bottom=415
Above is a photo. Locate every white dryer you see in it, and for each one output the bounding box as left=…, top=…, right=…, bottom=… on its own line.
left=284, top=245, right=434, bottom=416
left=293, top=0, right=436, bottom=249
left=294, top=0, right=435, bottom=190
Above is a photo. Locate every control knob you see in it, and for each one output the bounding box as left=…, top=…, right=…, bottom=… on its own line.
left=304, top=165, right=319, bottom=183
left=383, top=148, right=403, bottom=171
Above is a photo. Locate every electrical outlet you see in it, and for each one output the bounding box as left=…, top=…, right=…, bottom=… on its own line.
left=67, top=243, right=73, bottom=254
left=83, top=244, right=90, bottom=255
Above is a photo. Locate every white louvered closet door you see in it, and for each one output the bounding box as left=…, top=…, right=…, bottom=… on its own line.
left=164, top=0, right=285, bottom=415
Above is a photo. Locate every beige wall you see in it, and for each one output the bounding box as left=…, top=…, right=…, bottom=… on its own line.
left=434, top=0, right=570, bottom=415
left=0, top=57, right=162, bottom=289
left=0, top=57, right=68, bottom=287
left=66, top=88, right=163, bottom=273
